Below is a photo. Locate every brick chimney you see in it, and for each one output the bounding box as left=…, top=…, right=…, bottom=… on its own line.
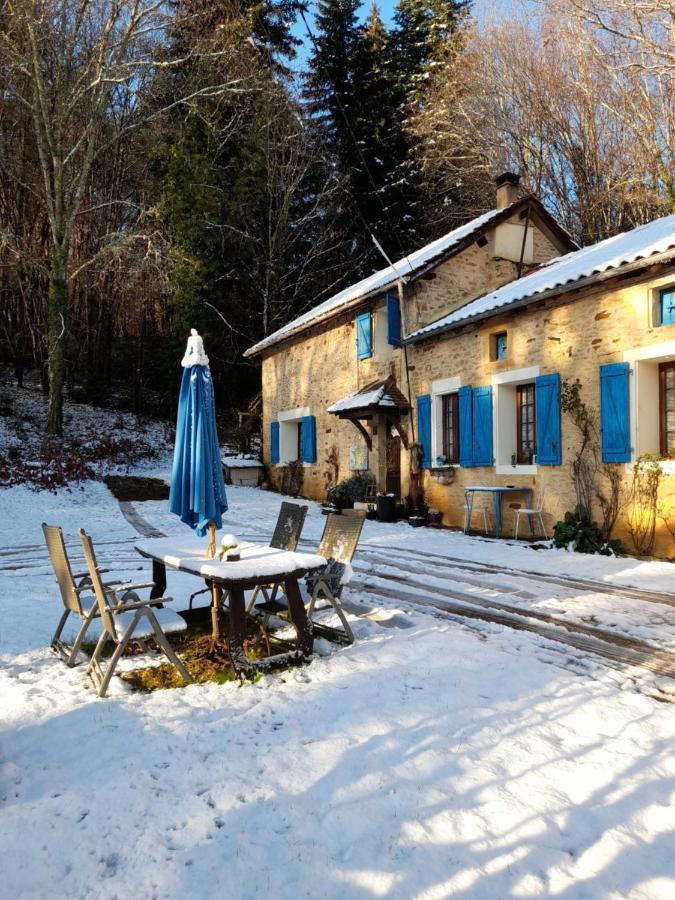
left=495, top=172, right=520, bottom=209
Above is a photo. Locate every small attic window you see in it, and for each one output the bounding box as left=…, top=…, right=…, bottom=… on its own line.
left=492, top=331, right=508, bottom=361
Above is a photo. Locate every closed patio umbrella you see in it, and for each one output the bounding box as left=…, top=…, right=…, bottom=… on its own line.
left=169, top=329, right=228, bottom=558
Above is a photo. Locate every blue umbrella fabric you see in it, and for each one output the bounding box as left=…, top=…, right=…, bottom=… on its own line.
left=169, top=329, right=228, bottom=538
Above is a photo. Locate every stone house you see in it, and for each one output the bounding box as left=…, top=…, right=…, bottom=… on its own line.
left=244, top=175, right=675, bottom=557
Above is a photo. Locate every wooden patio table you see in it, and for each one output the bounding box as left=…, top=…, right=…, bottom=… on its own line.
left=463, top=485, right=534, bottom=540
left=135, top=535, right=325, bottom=675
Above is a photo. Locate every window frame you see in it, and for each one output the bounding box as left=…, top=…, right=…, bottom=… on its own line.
left=441, top=392, right=459, bottom=465
left=659, top=361, right=675, bottom=457
left=495, top=331, right=508, bottom=361
left=516, top=383, right=537, bottom=465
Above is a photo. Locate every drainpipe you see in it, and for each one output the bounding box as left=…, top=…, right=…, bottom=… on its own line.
left=397, top=277, right=415, bottom=444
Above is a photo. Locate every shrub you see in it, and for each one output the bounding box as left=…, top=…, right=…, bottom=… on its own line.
left=327, top=473, right=375, bottom=508
left=553, top=504, right=622, bottom=555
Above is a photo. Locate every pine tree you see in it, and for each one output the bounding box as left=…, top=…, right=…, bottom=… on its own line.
left=393, top=0, right=471, bottom=102
left=303, top=0, right=419, bottom=272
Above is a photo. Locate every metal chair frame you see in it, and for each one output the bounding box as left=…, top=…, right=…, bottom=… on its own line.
left=246, top=502, right=308, bottom=613
left=42, top=523, right=152, bottom=667
left=78, top=529, right=193, bottom=697
left=513, top=485, right=547, bottom=540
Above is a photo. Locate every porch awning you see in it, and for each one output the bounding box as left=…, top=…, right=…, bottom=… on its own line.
left=327, top=378, right=410, bottom=418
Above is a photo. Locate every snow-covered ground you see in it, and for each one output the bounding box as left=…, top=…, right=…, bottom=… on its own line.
left=2, top=453, right=675, bottom=897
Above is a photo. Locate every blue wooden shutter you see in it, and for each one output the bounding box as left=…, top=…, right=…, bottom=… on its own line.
left=270, top=421, right=280, bottom=464
left=661, top=288, right=675, bottom=325
left=600, top=362, right=630, bottom=462
left=356, top=312, right=372, bottom=359
left=417, top=394, right=431, bottom=468
left=472, top=386, right=493, bottom=467
left=386, top=293, right=401, bottom=347
left=301, top=415, right=317, bottom=463
left=458, top=385, right=473, bottom=467
left=535, top=373, right=562, bottom=465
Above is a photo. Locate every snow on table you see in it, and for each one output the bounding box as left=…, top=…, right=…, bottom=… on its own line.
left=135, top=534, right=325, bottom=583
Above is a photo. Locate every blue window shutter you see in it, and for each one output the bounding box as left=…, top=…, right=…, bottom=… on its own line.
left=600, top=363, right=630, bottom=462
left=661, top=288, right=675, bottom=325
left=270, top=421, right=280, bottom=464
left=472, top=386, right=493, bottom=467
left=458, top=385, right=473, bottom=467
left=417, top=395, right=431, bottom=468
left=386, top=293, right=401, bottom=347
left=535, top=373, right=562, bottom=465
left=301, top=415, right=317, bottom=463
left=356, top=312, right=372, bottom=359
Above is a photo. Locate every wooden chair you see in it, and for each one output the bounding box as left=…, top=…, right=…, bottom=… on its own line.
left=78, top=528, right=193, bottom=697
left=245, top=502, right=308, bottom=612
left=513, top=485, right=547, bottom=540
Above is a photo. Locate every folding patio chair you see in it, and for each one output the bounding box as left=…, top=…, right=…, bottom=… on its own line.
left=78, top=528, right=193, bottom=697
left=245, top=501, right=308, bottom=613
left=257, top=511, right=364, bottom=644
left=305, top=512, right=365, bottom=644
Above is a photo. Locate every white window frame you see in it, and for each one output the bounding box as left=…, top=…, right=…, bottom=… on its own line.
left=277, top=406, right=311, bottom=466
left=491, top=366, right=540, bottom=475
left=430, top=376, right=461, bottom=466
left=623, top=340, right=675, bottom=475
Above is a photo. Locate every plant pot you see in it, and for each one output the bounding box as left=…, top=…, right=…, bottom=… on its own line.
left=408, top=515, right=426, bottom=528
left=376, top=493, right=397, bottom=523
left=427, top=510, right=443, bottom=527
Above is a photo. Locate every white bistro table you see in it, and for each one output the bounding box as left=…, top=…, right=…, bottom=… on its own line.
left=135, top=535, right=325, bottom=674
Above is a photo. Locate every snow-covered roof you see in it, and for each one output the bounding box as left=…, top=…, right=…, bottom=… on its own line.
left=245, top=199, right=562, bottom=357
left=222, top=455, right=263, bottom=469
left=327, top=379, right=410, bottom=414
left=408, top=213, right=675, bottom=343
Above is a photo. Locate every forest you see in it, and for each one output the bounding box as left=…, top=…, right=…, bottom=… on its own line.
left=0, top=0, right=672, bottom=435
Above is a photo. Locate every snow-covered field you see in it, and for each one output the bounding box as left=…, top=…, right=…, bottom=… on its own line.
left=2, top=455, right=675, bottom=897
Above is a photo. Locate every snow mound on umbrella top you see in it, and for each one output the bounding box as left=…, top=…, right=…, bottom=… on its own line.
left=181, top=329, right=209, bottom=368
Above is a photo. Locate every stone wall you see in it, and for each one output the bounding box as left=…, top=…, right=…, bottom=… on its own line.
left=410, top=268, right=675, bottom=558
left=259, top=228, right=675, bottom=558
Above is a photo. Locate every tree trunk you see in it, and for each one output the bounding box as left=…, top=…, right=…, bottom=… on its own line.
left=46, top=248, right=67, bottom=436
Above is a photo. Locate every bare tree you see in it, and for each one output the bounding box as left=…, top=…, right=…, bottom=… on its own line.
left=0, top=0, right=247, bottom=434
left=409, top=3, right=673, bottom=243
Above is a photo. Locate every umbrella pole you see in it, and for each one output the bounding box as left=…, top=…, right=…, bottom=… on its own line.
left=207, top=522, right=217, bottom=559
left=210, top=581, right=222, bottom=644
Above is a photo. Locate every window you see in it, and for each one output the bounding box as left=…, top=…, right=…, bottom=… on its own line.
left=441, top=393, right=459, bottom=464
left=661, top=288, right=675, bottom=326
left=516, top=383, right=536, bottom=464
left=275, top=408, right=317, bottom=464
left=660, top=362, right=675, bottom=456
left=495, top=332, right=508, bottom=360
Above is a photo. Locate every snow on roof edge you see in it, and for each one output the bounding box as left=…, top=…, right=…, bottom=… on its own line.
left=406, top=214, right=675, bottom=343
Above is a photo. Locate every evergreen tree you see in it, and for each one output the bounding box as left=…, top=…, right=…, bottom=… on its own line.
left=303, top=0, right=418, bottom=273
left=393, top=0, right=471, bottom=102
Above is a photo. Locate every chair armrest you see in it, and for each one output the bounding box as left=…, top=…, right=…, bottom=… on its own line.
left=107, top=581, right=155, bottom=592
left=111, top=597, right=173, bottom=613
left=72, top=568, right=110, bottom=579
